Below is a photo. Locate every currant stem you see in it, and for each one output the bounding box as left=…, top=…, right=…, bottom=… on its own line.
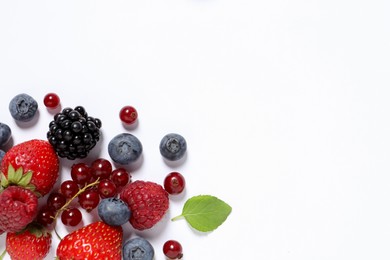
left=0, top=249, right=6, bottom=260
left=52, top=178, right=100, bottom=239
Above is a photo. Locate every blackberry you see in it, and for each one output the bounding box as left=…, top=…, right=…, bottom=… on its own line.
left=47, top=106, right=102, bottom=160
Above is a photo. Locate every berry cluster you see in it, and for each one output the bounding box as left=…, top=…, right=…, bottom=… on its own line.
left=47, top=106, right=102, bottom=160
left=36, top=158, right=131, bottom=228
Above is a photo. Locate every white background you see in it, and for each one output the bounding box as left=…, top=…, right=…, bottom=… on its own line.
left=0, top=0, right=390, bottom=259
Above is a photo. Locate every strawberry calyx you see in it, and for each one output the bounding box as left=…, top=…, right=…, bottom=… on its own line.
left=16, top=222, right=50, bottom=238
left=0, top=164, right=39, bottom=196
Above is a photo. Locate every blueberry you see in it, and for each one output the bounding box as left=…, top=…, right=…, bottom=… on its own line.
left=9, top=93, right=38, bottom=122
left=0, top=123, right=11, bottom=147
left=159, top=133, right=187, bottom=161
left=123, top=237, right=154, bottom=260
left=98, top=198, right=131, bottom=226
left=0, top=149, right=5, bottom=164
left=108, top=133, right=142, bottom=165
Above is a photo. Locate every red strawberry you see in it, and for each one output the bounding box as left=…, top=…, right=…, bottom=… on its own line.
left=0, top=139, right=60, bottom=196
left=0, top=186, right=38, bottom=232
left=120, top=180, right=169, bottom=230
left=6, top=223, right=51, bottom=260
left=56, top=221, right=123, bottom=260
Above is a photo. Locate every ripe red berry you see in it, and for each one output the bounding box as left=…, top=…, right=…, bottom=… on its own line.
left=110, top=168, right=131, bottom=188
left=60, top=180, right=79, bottom=199
left=164, top=172, right=186, bottom=195
left=78, top=189, right=100, bottom=212
left=98, top=179, right=117, bottom=198
left=61, top=208, right=82, bottom=226
left=91, top=158, right=112, bottom=180
left=71, top=162, right=92, bottom=186
left=43, top=93, right=60, bottom=108
left=163, top=240, right=183, bottom=259
left=47, top=192, right=66, bottom=210
left=119, top=105, right=138, bottom=124
left=36, top=206, right=56, bottom=227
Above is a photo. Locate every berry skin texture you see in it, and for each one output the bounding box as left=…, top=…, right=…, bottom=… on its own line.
left=56, top=221, right=123, bottom=260
left=123, top=237, right=154, bottom=260
left=98, top=197, right=131, bottom=226
left=164, top=171, right=186, bottom=195
left=120, top=105, right=138, bottom=125
left=9, top=93, right=38, bottom=122
left=159, top=133, right=187, bottom=161
left=163, top=240, right=184, bottom=259
left=0, top=186, right=38, bottom=232
left=120, top=180, right=169, bottom=230
left=6, top=224, right=52, bottom=260
left=43, top=92, right=60, bottom=109
left=108, top=133, right=143, bottom=165
left=0, top=122, right=12, bottom=147
left=0, top=139, right=60, bottom=196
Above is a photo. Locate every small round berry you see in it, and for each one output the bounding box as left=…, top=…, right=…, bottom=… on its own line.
left=108, top=133, right=143, bottom=165
left=78, top=189, right=100, bottom=212
left=36, top=206, right=56, bottom=227
left=71, top=163, right=92, bottom=186
left=159, top=133, right=187, bottom=161
left=47, top=192, right=66, bottom=210
left=163, top=240, right=183, bottom=259
left=0, top=122, right=12, bottom=147
left=43, top=93, right=60, bottom=109
left=98, top=179, right=117, bottom=198
left=61, top=207, right=82, bottom=226
left=164, top=172, right=185, bottom=195
left=9, top=93, right=38, bottom=122
left=110, top=168, right=131, bottom=188
left=91, top=158, right=112, bottom=180
left=123, top=237, right=154, bottom=260
left=119, top=105, right=138, bottom=125
left=98, top=198, right=131, bottom=226
left=60, top=180, right=79, bottom=198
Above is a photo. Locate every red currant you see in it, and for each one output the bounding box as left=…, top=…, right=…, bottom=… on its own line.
left=91, top=158, right=112, bottom=180
left=78, top=189, right=100, bottom=212
left=164, top=172, right=186, bottom=195
left=61, top=207, right=82, bottom=226
left=47, top=192, right=66, bottom=210
left=43, top=93, right=60, bottom=109
left=110, top=168, right=130, bottom=188
left=71, top=162, right=92, bottom=186
left=60, top=180, right=79, bottom=198
left=98, top=179, right=117, bottom=198
left=36, top=206, right=56, bottom=227
left=163, top=240, right=183, bottom=259
left=119, top=105, right=138, bottom=124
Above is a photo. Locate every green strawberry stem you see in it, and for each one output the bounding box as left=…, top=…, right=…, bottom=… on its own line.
left=0, top=249, right=6, bottom=260
left=52, top=179, right=101, bottom=240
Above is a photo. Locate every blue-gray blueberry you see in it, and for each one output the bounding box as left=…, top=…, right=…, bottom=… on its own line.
left=0, top=123, right=11, bottom=147
left=9, top=93, right=38, bottom=122
left=123, top=237, right=154, bottom=260
left=0, top=149, right=5, bottom=164
left=159, top=133, right=187, bottom=161
left=98, top=198, right=131, bottom=226
left=108, top=133, right=142, bottom=165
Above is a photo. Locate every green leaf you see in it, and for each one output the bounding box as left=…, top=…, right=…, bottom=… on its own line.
left=19, top=170, right=33, bottom=187
left=172, top=195, right=232, bottom=232
left=0, top=172, right=8, bottom=188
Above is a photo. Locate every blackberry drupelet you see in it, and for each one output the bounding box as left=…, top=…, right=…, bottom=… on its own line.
left=47, top=106, right=102, bottom=160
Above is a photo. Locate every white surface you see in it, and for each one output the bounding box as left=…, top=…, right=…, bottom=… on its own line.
left=0, top=0, right=390, bottom=259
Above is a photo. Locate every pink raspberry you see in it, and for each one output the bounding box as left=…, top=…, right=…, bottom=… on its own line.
left=120, top=180, right=169, bottom=230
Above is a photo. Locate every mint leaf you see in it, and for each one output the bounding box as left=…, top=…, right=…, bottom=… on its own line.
left=172, top=195, right=232, bottom=232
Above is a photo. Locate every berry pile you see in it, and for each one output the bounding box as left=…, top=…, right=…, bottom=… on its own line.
left=0, top=93, right=200, bottom=260
left=46, top=106, right=102, bottom=160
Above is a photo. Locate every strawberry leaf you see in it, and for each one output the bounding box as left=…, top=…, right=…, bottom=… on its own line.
left=19, top=170, right=33, bottom=187
left=0, top=172, right=8, bottom=188
left=172, top=195, right=232, bottom=232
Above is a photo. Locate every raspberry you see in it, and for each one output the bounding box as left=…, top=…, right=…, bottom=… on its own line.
left=120, top=180, right=169, bottom=230
left=0, top=186, right=38, bottom=232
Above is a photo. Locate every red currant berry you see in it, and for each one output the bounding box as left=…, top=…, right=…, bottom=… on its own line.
left=110, top=168, right=131, bottom=188
left=119, top=105, right=138, bottom=124
left=91, top=158, right=112, bottom=180
left=47, top=192, right=66, bottom=210
left=71, top=162, right=92, bottom=186
left=164, top=172, right=186, bottom=195
left=98, top=179, right=117, bottom=198
left=61, top=207, right=82, bottom=226
left=43, top=93, right=60, bottom=109
left=36, top=206, right=56, bottom=227
left=163, top=240, right=183, bottom=259
left=60, top=180, right=79, bottom=198
left=78, top=189, right=100, bottom=212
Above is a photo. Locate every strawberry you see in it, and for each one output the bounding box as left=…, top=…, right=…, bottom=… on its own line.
left=0, top=186, right=38, bottom=232
left=0, top=139, right=60, bottom=196
left=120, top=180, right=169, bottom=230
left=6, top=223, right=51, bottom=260
left=56, top=221, right=123, bottom=260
